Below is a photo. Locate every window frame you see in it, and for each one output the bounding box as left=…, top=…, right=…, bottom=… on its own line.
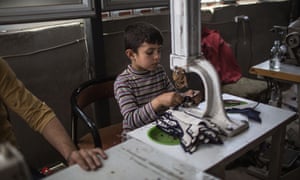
left=101, top=0, right=169, bottom=11
left=0, top=0, right=95, bottom=24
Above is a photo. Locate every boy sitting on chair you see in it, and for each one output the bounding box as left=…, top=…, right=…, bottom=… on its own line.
left=114, top=22, right=203, bottom=140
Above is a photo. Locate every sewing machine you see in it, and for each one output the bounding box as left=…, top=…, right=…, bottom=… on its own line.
left=169, top=0, right=248, bottom=137
left=285, top=17, right=300, bottom=65
left=271, top=17, right=300, bottom=66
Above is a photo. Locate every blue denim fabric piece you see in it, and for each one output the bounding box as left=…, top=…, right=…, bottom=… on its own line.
left=226, top=108, right=261, bottom=123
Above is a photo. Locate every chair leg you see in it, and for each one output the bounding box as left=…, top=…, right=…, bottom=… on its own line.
left=71, top=116, right=78, bottom=148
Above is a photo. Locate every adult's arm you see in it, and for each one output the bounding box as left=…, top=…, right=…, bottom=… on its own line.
left=42, top=117, right=107, bottom=171
left=0, top=58, right=107, bottom=170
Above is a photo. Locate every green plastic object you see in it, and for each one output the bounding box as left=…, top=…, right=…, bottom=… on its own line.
left=223, top=99, right=247, bottom=107
left=147, top=126, right=180, bottom=145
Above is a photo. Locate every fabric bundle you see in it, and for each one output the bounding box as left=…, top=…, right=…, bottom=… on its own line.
left=156, top=110, right=223, bottom=153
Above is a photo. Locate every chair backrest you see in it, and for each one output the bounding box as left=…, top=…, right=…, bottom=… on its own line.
left=70, top=77, right=116, bottom=148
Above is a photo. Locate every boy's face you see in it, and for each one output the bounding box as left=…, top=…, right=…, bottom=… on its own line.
left=126, top=42, right=162, bottom=71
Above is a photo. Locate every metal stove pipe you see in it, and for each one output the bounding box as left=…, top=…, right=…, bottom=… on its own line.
left=170, top=0, right=201, bottom=63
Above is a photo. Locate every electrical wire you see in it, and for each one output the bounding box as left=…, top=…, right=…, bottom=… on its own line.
left=202, top=19, right=235, bottom=25
left=234, top=19, right=253, bottom=72
left=1, top=38, right=86, bottom=59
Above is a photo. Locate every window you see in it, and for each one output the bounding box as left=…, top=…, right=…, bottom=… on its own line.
left=0, top=0, right=95, bottom=24
left=101, top=0, right=168, bottom=11
left=101, top=0, right=223, bottom=11
left=0, top=0, right=226, bottom=24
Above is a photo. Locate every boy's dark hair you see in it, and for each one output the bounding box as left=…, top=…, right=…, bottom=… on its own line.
left=124, top=22, right=163, bottom=52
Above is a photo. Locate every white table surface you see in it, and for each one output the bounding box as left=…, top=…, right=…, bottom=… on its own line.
left=250, top=60, right=300, bottom=83
left=43, top=138, right=219, bottom=180
left=250, top=60, right=300, bottom=145
left=128, top=94, right=297, bottom=178
left=44, top=94, right=296, bottom=180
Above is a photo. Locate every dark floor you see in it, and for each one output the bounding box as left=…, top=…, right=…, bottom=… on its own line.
left=226, top=167, right=260, bottom=180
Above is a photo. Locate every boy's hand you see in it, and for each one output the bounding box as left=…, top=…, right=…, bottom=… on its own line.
left=184, top=90, right=203, bottom=105
left=151, top=91, right=183, bottom=112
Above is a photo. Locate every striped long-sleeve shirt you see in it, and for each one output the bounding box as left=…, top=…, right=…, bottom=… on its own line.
left=114, top=64, right=175, bottom=137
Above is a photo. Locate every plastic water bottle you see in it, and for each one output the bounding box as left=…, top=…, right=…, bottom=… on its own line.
left=269, top=40, right=281, bottom=70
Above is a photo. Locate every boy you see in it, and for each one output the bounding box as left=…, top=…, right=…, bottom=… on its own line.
left=114, top=22, right=203, bottom=140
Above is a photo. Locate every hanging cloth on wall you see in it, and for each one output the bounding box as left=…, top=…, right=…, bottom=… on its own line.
left=201, top=27, right=242, bottom=84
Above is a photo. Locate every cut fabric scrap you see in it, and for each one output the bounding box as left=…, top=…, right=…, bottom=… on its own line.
left=156, top=112, right=184, bottom=138
left=156, top=110, right=223, bottom=153
left=226, top=108, right=261, bottom=123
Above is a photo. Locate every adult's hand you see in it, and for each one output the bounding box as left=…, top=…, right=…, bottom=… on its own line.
left=67, top=148, right=107, bottom=171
